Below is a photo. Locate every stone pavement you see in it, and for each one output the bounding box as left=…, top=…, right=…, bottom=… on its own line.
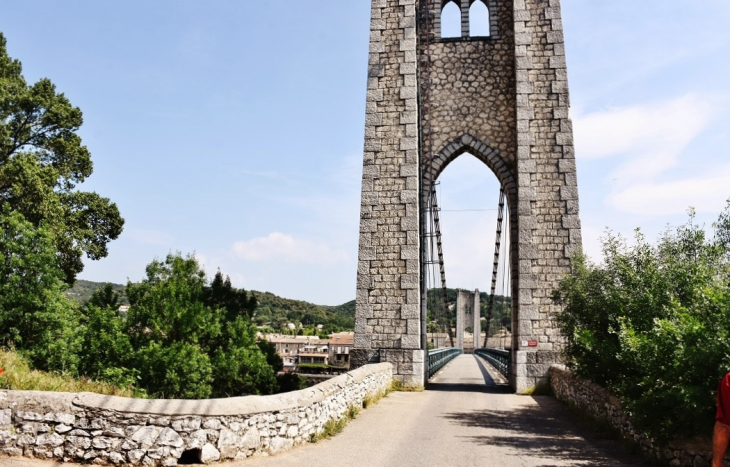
left=3, top=355, right=649, bottom=467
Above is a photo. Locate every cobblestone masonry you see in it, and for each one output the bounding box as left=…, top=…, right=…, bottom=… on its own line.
left=0, top=364, right=392, bottom=466
left=550, top=366, right=725, bottom=467
left=353, top=0, right=582, bottom=392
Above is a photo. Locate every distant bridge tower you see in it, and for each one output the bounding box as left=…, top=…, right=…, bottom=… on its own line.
left=350, top=0, right=582, bottom=392
left=455, top=290, right=481, bottom=353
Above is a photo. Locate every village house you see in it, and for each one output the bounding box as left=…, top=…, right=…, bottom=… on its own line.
left=265, top=334, right=322, bottom=372
left=297, top=341, right=330, bottom=366
left=328, top=332, right=354, bottom=369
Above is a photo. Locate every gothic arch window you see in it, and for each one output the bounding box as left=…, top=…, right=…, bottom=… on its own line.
left=469, top=0, right=490, bottom=37
left=441, top=1, right=461, bottom=39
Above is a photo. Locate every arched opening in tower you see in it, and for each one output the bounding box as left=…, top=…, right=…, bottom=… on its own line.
left=469, top=0, right=491, bottom=37
left=440, top=1, right=461, bottom=39
left=424, top=154, right=512, bottom=353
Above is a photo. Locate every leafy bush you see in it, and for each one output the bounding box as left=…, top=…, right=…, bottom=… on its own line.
left=554, top=204, right=730, bottom=444
left=78, top=285, right=137, bottom=388
left=125, top=253, right=277, bottom=398
left=0, top=207, right=82, bottom=374
left=276, top=373, right=306, bottom=393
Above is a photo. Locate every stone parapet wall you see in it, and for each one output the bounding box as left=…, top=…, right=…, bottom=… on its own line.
left=0, top=363, right=393, bottom=466
left=550, top=365, right=721, bottom=467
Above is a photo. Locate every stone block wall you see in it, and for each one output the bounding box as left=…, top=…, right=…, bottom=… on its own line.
left=352, top=0, right=426, bottom=385
left=550, top=366, right=723, bottom=467
left=0, top=363, right=393, bottom=466
left=512, top=0, right=582, bottom=391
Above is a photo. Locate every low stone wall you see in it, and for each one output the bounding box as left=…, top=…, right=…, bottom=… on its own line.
left=550, top=365, right=723, bottom=467
left=0, top=362, right=393, bottom=466
left=297, top=374, right=336, bottom=387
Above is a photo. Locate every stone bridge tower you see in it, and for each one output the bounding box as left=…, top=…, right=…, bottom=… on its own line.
left=350, top=0, right=582, bottom=392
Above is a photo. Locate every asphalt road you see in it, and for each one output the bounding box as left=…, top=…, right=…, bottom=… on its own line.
left=238, top=354, right=648, bottom=467
left=4, top=355, right=648, bottom=467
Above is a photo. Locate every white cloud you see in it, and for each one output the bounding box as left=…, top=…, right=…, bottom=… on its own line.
left=607, top=166, right=730, bottom=215
left=439, top=212, right=499, bottom=292
left=232, top=232, right=348, bottom=265
left=230, top=273, right=247, bottom=288
left=574, top=94, right=729, bottom=216
left=573, top=94, right=718, bottom=181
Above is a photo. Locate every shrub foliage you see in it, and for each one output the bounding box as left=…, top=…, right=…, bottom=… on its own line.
left=554, top=203, right=730, bottom=444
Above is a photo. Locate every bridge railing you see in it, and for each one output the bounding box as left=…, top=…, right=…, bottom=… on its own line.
left=427, top=347, right=462, bottom=379
left=474, top=348, right=510, bottom=378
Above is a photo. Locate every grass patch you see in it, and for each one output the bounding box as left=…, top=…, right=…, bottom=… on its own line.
left=390, top=379, right=424, bottom=393
left=361, top=378, right=421, bottom=409
left=362, top=389, right=386, bottom=409
left=522, top=382, right=553, bottom=396
left=0, top=349, right=143, bottom=397
left=310, top=403, right=361, bottom=443
left=311, top=417, right=348, bottom=442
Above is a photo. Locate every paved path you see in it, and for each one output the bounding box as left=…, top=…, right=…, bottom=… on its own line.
left=238, top=354, right=647, bottom=467
left=4, top=355, right=647, bottom=467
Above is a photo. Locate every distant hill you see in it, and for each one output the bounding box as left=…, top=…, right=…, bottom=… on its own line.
left=66, top=280, right=355, bottom=331
left=251, top=291, right=355, bottom=332
left=66, top=281, right=507, bottom=334
left=66, top=280, right=129, bottom=306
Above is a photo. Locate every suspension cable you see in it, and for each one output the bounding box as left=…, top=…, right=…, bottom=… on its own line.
left=502, top=205, right=511, bottom=345
left=430, top=187, right=453, bottom=347
left=484, top=187, right=505, bottom=347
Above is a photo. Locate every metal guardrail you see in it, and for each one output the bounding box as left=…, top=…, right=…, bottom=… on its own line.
left=474, top=348, right=510, bottom=378
left=427, top=348, right=462, bottom=379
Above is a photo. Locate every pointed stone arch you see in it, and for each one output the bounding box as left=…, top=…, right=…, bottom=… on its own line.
left=423, top=134, right=517, bottom=211
left=423, top=133, right=520, bottom=355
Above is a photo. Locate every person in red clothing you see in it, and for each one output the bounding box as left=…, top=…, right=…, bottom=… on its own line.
left=714, top=373, right=730, bottom=467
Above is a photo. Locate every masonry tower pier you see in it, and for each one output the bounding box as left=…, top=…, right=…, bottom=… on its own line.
left=350, top=0, right=581, bottom=392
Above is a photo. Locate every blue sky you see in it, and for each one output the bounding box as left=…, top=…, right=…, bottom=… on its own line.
left=1, top=1, right=729, bottom=305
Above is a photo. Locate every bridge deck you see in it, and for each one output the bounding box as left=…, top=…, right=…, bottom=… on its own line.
left=4, top=355, right=648, bottom=467
left=240, top=354, right=647, bottom=467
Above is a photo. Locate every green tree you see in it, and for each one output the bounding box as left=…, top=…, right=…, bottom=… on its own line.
left=135, top=341, right=213, bottom=399
left=126, top=253, right=277, bottom=398
left=554, top=203, right=730, bottom=444
left=0, top=33, right=123, bottom=283
left=88, top=283, right=121, bottom=310
left=78, top=285, right=136, bottom=389
left=0, top=206, right=81, bottom=373
left=205, top=271, right=257, bottom=321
